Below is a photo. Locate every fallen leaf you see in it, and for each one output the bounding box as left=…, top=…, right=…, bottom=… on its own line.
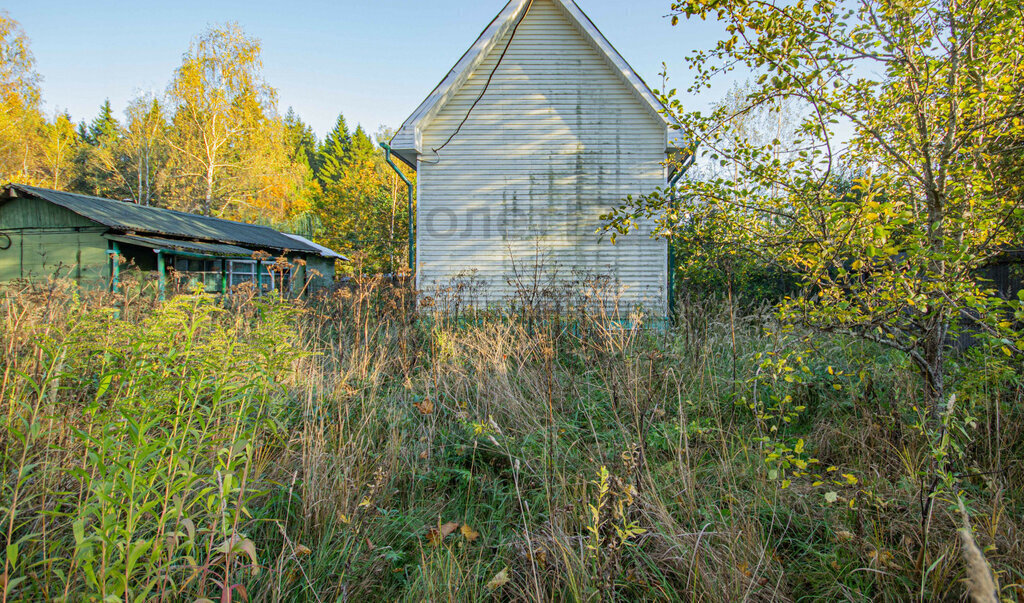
left=427, top=521, right=460, bottom=546
left=440, top=521, right=459, bottom=538
left=824, top=491, right=839, bottom=504
left=419, top=450, right=430, bottom=460
left=461, top=524, right=480, bottom=542
left=486, top=567, right=510, bottom=590
left=294, top=544, right=312, bottom=557
left=835, top=530, right=855, bottom=542
left=414, top=399, right=434, bottom=415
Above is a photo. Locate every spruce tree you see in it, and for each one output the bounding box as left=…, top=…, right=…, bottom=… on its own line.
left=316, top=112, right=351, bottom=187
left=72, top=100, right=125, bottom=197
left=283, top=107, right=317, bottom=170
left=349, top=125, right=375, bottom=164
left=89, top=100, right=119, bottom=145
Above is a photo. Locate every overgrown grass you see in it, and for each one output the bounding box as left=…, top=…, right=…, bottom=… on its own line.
left=1, top=278, right=1021, bottom=601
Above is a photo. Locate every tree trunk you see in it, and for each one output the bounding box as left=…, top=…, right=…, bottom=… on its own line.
left=923, top=317, right=947, bottom=422
left=137, top=147, right=144, bottom=205
left=204, top=163, right=215, bottom=215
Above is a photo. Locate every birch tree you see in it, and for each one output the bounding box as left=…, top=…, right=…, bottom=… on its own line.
left=122, top=95, right=168, bottom=206
left=166, top=23, right=275, bottom=216
left=41, top=113, right=78, bottom=189
left=0, top=12, right=43, bottom=182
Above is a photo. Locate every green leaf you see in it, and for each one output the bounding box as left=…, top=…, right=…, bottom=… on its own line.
left=6, top=543, right=17, bottom=569
left=96, top=373, right=113, bottom=400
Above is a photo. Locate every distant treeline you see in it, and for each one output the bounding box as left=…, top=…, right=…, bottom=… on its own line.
left=0, top=16, right=414, bottom=274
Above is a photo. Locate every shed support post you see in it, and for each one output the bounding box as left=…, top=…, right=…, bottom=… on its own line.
left=156, top=251, right=166, bottom=301
left=221, top=260, right=228, bottom=295
left=110, top=241, right=121, bottom=293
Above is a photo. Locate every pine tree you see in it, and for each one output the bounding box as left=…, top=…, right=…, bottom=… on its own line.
left=315, top=113, right=351, bottom=187
left=72, top=100, right=127, bottom=198
left=311, top=120, right=414, bottom=275
left=86, top=99, right=118, bottom=146
left=283, top=107, right=317, bottom=169
left=349, top=125, right=375, bottom=164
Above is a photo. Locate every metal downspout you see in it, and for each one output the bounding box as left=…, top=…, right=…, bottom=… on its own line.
left=380, top=142, right=415, bottom=275
left=667, top=148, right=697, bottom=319
left=110, top=241, right=121, bottom=293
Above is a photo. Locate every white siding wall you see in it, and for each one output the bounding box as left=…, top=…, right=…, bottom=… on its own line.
left=417, top=0, right=667, bottom=315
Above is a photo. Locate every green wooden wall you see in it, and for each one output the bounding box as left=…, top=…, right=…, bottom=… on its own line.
left=0, top=197, right=110, bottom=284
left=1, top=195, right=337, bottom=294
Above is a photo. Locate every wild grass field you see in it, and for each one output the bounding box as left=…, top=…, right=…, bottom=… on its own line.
left=1, top=279, right=1021, bottom=602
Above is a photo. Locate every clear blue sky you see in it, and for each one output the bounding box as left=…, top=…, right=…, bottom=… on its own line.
left=5, top=1, right=729, bottom=139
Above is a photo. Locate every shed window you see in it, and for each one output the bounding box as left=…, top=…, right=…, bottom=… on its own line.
left=166, top=256, right=290, bottom=294
left=172, top=257, right=224, bottom=292
left=229, top=259, right=288, bottom=292
left=229, top=260, right=257, bottom=288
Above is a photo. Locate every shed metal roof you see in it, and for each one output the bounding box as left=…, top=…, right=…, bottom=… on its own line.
left=282, top=233, right=349, bottom=261
left=7, top=184, right=332, bottom=257
left=104, top=234, right=256, bottom=258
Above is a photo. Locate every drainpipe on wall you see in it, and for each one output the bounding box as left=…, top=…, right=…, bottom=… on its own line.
left=380, top=142, right=415, bottom=275
left=667, top=147, right=697, bottom=319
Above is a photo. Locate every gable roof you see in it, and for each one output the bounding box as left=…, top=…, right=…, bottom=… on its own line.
left=389, top=0, right=684, bottom=168
left=4, top=184, right=339, bottom=258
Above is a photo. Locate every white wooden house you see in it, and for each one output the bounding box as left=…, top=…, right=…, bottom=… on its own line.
left=390, top=0, right=684, bottom=315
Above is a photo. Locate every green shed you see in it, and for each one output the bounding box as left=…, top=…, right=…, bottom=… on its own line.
left=0, top=184, right=346, bottom=297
